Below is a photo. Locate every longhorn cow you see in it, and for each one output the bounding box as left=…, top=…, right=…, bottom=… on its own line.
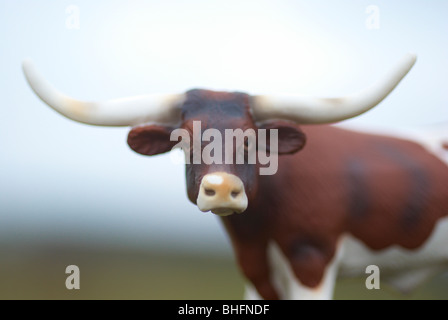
left=23, top=54, right=448, bottom=299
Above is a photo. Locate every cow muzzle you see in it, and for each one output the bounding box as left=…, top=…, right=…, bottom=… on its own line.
left=196, top=172, right=248, bottom=216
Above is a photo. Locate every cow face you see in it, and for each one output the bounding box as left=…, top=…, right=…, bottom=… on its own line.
left=127, top=89, right=307, bottom=216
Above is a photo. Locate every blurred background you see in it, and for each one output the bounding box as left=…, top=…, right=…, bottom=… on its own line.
left=0, top=0, right=447, bottom=299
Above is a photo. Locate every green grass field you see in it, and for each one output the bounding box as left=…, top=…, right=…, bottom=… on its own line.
left=0, top=243, right=447, bottom=300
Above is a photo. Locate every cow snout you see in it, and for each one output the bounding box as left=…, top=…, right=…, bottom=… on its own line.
left=197, top=172, right=248, bottom=216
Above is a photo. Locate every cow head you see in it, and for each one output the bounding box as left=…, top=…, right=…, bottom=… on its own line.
left=23, top=54, right=416, bottom=216
left=126, top=89, right=307, bottom=216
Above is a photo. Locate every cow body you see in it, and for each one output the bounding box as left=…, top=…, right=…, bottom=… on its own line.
left=222, top=125, right=448, bottom=299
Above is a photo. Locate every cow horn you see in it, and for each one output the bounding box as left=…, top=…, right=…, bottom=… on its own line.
left=252, top=53, right=417, bottom=124
left=22, top=60, right=184, bottom=126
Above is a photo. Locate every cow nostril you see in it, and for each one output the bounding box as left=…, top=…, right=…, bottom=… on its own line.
left=204, top=189, right=216, bottom=197
left=231, top=190, right=241, bottom=198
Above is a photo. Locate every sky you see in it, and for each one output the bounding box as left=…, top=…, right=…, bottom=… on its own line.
left=0, top=0, right=447, bottom=253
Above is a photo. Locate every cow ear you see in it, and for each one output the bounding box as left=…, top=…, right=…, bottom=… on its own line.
left=127, top=125, right=178, bottom=156
left=258, top=121, right=307, bottom=155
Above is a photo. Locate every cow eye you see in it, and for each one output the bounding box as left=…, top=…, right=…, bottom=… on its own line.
left=180, top=142, right=191, bottom=153
left=244, top=137, right=250, bottom=152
